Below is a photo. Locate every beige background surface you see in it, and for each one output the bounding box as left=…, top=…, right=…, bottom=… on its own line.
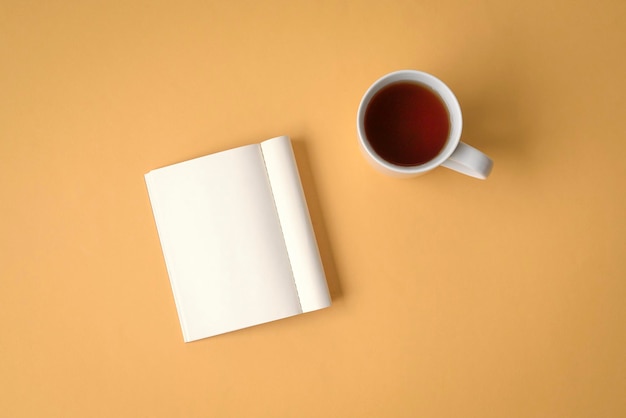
left=1, top=1, right=625, bottom=417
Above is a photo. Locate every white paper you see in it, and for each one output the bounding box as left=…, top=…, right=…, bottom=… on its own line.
left=145, top=136, right=330, bottom=341
left=260, top=136, right=331, bottom=312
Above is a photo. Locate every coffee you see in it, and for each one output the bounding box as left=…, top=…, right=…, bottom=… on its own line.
left=364, top=81, right=450, bottom=166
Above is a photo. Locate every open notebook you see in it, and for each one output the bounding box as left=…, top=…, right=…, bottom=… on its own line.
left=145, top=136, right=331, bottom=342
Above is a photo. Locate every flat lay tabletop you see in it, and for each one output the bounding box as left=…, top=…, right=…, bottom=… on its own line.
left=1, top=1, right=625, bottom=417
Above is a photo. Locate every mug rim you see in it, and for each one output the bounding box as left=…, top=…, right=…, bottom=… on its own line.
left=357, top=70, right=463, bottom=175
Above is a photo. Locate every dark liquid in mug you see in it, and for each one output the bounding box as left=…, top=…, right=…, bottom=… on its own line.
left=364, top=81, right=450, bottom=166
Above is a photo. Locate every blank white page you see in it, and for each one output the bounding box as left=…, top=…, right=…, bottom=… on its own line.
left=145, top=144, right=302, bottom=342
left=260, top=136, right=331, bottom=313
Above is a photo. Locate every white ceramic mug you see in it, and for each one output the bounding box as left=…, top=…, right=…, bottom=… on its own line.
left=357, top=70, right=493, bottom=179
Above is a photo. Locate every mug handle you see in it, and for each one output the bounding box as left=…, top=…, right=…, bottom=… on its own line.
left=441, top=142, right=493, bottom=179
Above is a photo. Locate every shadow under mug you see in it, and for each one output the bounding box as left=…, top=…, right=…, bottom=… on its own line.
left=357, top=70, right=493, bottom=179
